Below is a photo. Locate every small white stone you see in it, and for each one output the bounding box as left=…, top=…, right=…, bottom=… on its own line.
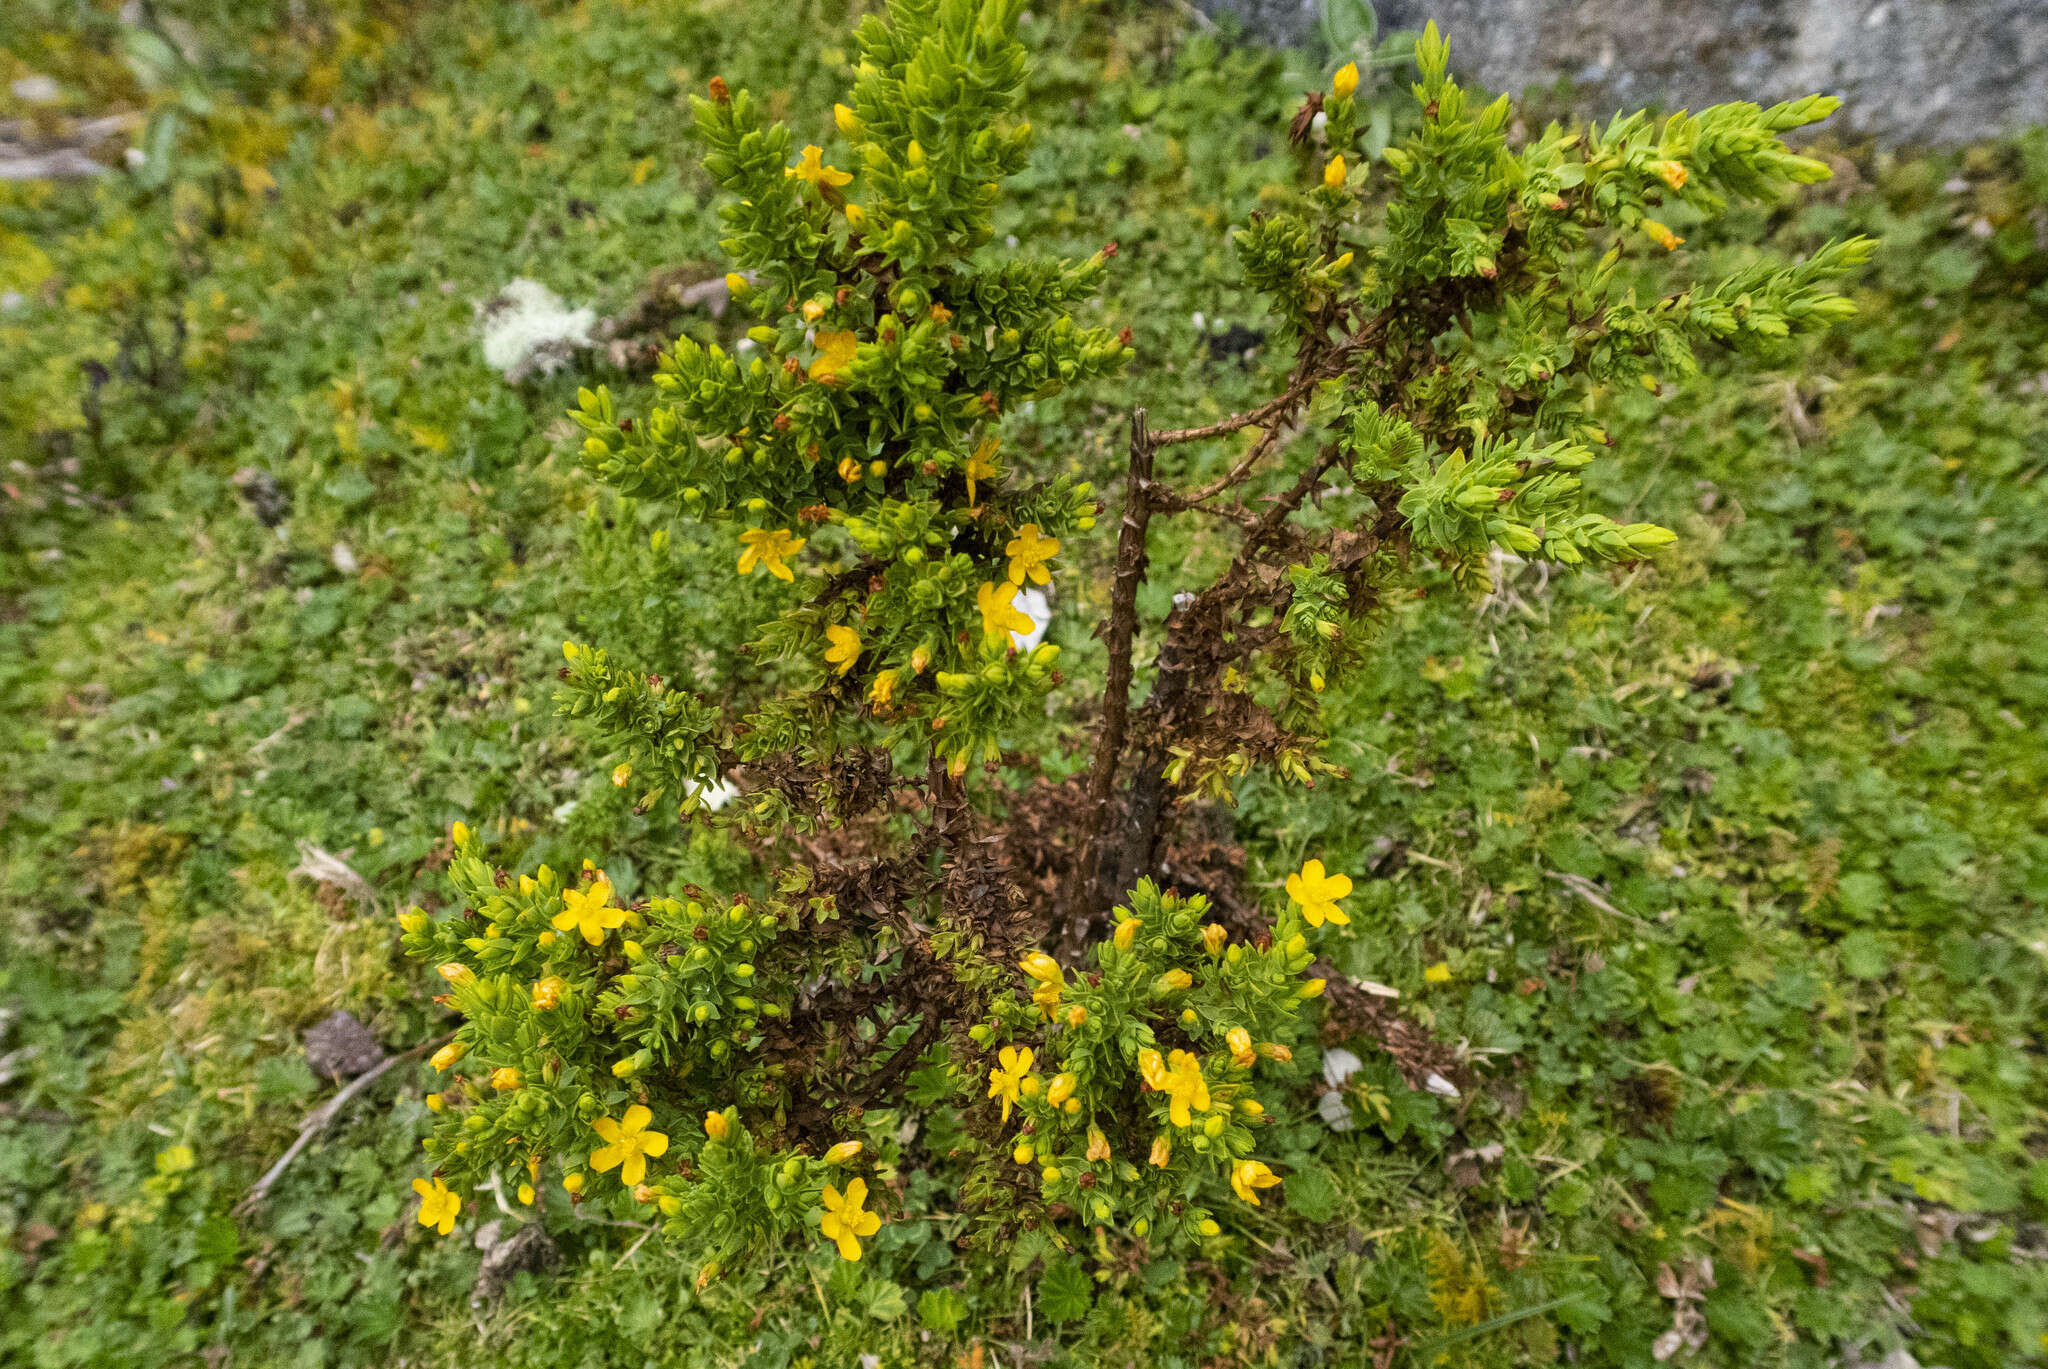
left=1190, top=311, right=1206, bottom=332
left=0, top=291, right=23, bottom=313
left=1317, top=1090, right=1355, bottom=1131
left=688, top=776, right=741, bottom=812
left=1424, top=1072, right=1460, bottom=1099
left=1011, top=587, right=1051, bottom=652
left=330, top=542, right=358, bottom=574
left=1321, top=1047, right=1363, bottom=1087
left=10, top=75, right=62, bottom=105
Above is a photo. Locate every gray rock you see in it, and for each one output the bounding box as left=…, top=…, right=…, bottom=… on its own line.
left=1186, top=0, right=2048, bottom=145
left=303, top=1011, right=386, bottom=1081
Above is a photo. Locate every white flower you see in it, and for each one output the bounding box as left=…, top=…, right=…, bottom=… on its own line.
left=1310, top=110, right=1328, bottom=136
left=477, top=279, right=595, bottom=379
left=1321, top=1047, right=1362, bottom=1088
left=687, top=776, right=741, bottom=812
left=1010, top=587, right=1050, bottom=652
left=1317, top=1090, right=1355, bottom=1132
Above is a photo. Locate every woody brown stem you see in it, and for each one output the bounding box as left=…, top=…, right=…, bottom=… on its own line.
left=1060, top=409, right=1155, bottom=951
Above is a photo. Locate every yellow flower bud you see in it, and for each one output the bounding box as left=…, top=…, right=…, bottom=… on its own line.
left=425, top=1093, right=445, bottom=1112
left=437, top=962, right=473, bottom=986
left=1086, top=1127, right=1111, bottom=1162
left=1113, top=918, right=1138, bottom=950
left=1256, top=1043, right=1292, bottom=1062
left=724, top=272, right=749, bottom=296
left=633, top=1184, right=657, bottom=1205
left=1226, top=1027, right=1254, bottom=1067
left=1648, top=159, right=1688, bottom=191
left=518, top=1183, right=536, bottom=1205
left=844, top=202, right=866, bottom=228
left=536, top=930, right=556, bottom=949
left=399, top=909, right=429, bottom=934
left=1013, top=1143, right=1035, bottom=1165
left=1643, top=219, right=1683, bottom=252
left=659, top=1196, right=683, bottom=1217
left=1202, top=924, right=1227, bottom=957
left=1040, top=1165, right=1061, bottom=1184
left=562, top=1172, right=585, bottom=1195
left=704, top=1111, right=730, bottom=1142
left=824, top=1140, right=862, bottom=1165
left=1323, top=155, right=1347, bottom=190
left=430, top=1042, right=467, bottom=1072
left=1156, top=969, right=1193, bottom=993
left=1047, top=1073, right=1077, bottom=1106
left=1019, top=1075, right=1042, bottom=1098
left=1299, top=977, right=1327, bottom=999
left=833, top=103, right=861, bottom=136
left=1238, top=1099, right=1265, bottom=1117
left=1199, top=1218, right=1221, bottom=1237
left=612, top=1057, right=639, bottom=1078
left=1066, top=1005, right=1088, bottom=1027
left=451, top=821, right=471, bottom=846
left=1149, top=1134, right=1173, bottom=1168
left=1332, top=62, right=1359, bottom=99
left=489, top=1067, right=521, bottom=1091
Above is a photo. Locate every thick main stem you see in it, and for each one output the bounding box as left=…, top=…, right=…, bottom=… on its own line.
left=1060, top=410, right=1154, bottom=952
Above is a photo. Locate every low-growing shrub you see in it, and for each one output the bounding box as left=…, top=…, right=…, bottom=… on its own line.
left=400, top=0, right=1868, bottom=1279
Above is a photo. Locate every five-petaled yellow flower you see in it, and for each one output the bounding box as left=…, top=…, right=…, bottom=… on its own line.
left=1158, top=1049, right=1211, bottom=1127
left=977, top=580, right=1035, bottom=642
left=987, top=1045, right=1035, bottom=1123
left=964, top=437, right=1000, bottom=507
left=808, top=329, right=859, bottom=383
left=819, top=1177, right=882, bottom=1261
left=589, top=1104, right=670, bottom=1187
left=824, top=624, right=861, bottom=676
left=553, top=877, right=626, bottom=946
left=786, top=144, right=853, bottom=189
left=1004, top=523, right=1059, bottom=586
left=412, top=1177, right=461, bottom=1235
left=737, top=527, right=807, bottom=581
left=1285, top=858, right=1353, bottom=927
left=1231, top=1159, right=1282, bottom=1205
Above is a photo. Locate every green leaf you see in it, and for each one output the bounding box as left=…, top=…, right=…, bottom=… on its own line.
left=917, top=1288, right=968, bottom=1333
left=1037, top=1256, right=1092, bottom=1324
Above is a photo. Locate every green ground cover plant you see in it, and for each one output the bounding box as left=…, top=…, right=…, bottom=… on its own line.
left=3, top=2, right=2045, bottom=1367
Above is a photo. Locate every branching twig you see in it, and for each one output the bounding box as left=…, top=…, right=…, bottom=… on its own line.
left=234, top=1034, right=450, bottom=1218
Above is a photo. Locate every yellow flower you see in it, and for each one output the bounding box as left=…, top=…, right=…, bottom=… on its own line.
left=425, top=1092, right=444, bottom=1112
left=1137, top=1047, right=1167, bottom=1090
left=518, top=1182, right=536, bottom=1205
left=531, top=976, right=565, bottom=1011
left=964, top=437, right=1000, bottom=507
left=1020, top=952, right=1063, bottom=984
left=1648, top=159, right=1688, bottom=191
left=1159, top=1050, right=1212, bottom=1127
left=1046, top=1072, right=1077, bottom=1106
left=987, top=1046, right=1034, bottom=1123
left=1332, top=62, right=1359, bottom=98
left=1230, top=1159, right=1281, bottom=1205
left=977, top=580, right=1035, bottom=642
left=824, top=1140, right=863, bottom=1165
left=1202, top=923, right=1228, bottom=957
left=868, top=669, right=898, bottom=706
left=1285, top=858, right=1353, bottom=927
left=786, top=144, right=853, bottom=189
left=819, top=1177, right=882, bottom=1260
left=1004, top=523, right=1059, bottom=586
left=703, top=1111, right=730, bottom=1142
left=724, top=271, right=749, bottom=296
left=552, top=878, right=626, bottom=946
left=1226, top=1026, right=1255, bottom=1068
left=589, top=1104, right=670, bottom=1187
left=737, top=526, right=807, bottom=581
left=612, top=763, right=633, bottom=788
left=843, top=202, right=867, bottom=229
left=1113, top=917, right=1139, bottom=950
left=808, top=329, right=860, bottom=383
left=824, top=624, right=861, bottom=676
left=489, top=1067, right=522, bottom=1092
left=1066, top=1004, right=1088, bottom=1027
left=430, top=1041, right=467, bottom=1072
left=1323, top=155, right=1347, bottom=190
left=1643, top=219, right=1683, bottom=251
left=1423, top=961, right=1452, bottom=984
left=412, top=1177, right=461, bottom=1235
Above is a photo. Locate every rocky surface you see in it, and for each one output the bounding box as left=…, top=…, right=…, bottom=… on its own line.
left=1187, top=0, right=2048, bottom=145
